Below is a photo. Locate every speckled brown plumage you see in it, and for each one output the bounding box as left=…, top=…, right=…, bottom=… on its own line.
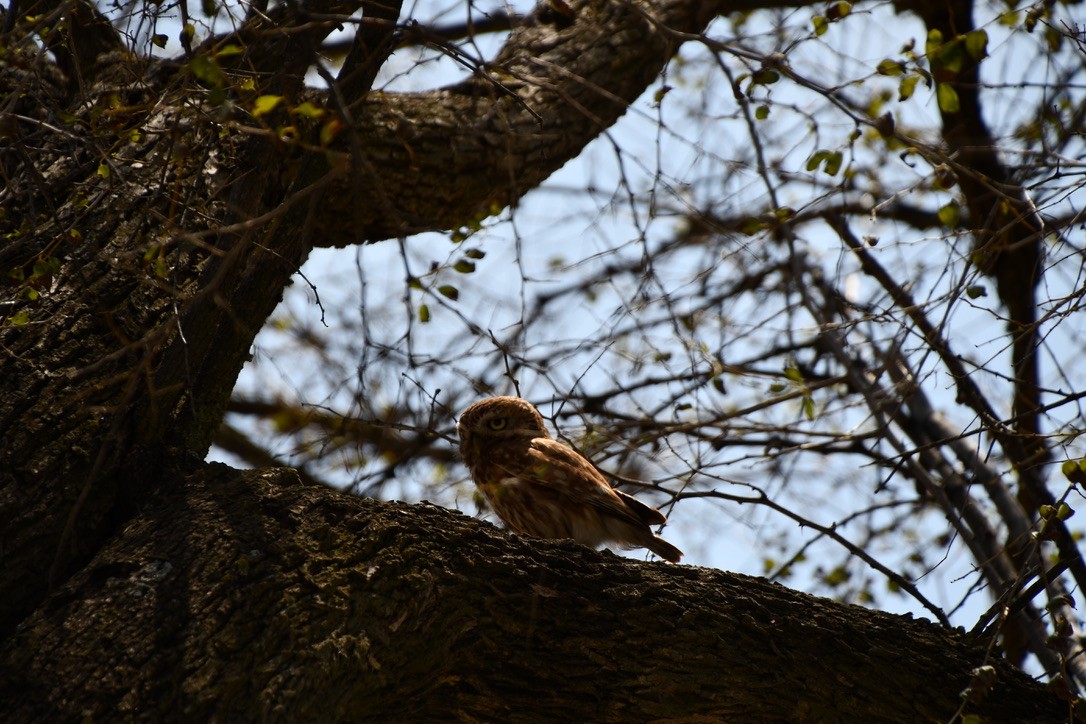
left=457, top=396, right=682, bottom=563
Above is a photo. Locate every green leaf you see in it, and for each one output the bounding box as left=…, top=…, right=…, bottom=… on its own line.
left=253, top=95, right=284, bottom=117
left=738, top=217, right=766, bottom=235
left=97, top=162, right=110, bottom=179
left=755, top=105, right=770, bottom=120
left=936, top=83, right=960, bottom=113
left=899, top=75, right=920, bottom=102
left=802, top=395, right=816, bottom=421
left=936, top=44, right=966, bottom=75
left=293, top=102, right=325, bottom=119
left=806, top=150, right=828, bottom=172
left=965, top=284, right=987, bottom=299
left=453, top=260, right=476, bottom=274
left=1045, top=27, right=1062, bottom=53
left=937, top=201, right=961, bottom=228
left=812, top=15, right=828, bottom=36
left=1062, top=459, right=1086, bottom=486
left=823, top=151, right=843, bottom=176
left=152, top=34, right=168, bottom=49
left=1057, top=503, right=1075, bottom=521
left=418, top=304, right=431, bottom=323
left=32, top=258, right=56, bottom=277
left=751, top=69, right=780, bottom=85
left=827, top=2, right=851, bottom=20
left=964, top=29, right=988, bottom=60
left=9, top=310, right=30, bottom=325
left=925, top=28, right=943, bottom=57
left=215, top=44, right=244, bottom=58
left=320, top=118, right=343, bottom=146
left=806, top=150, right=842, bottom=175
left=437, top=285, right=459, bottom=301
left=463, top=248, right=486, bottom=260
left=876, top=59, right=905, bottom=76
left=188, top=54, right=225, bottom=88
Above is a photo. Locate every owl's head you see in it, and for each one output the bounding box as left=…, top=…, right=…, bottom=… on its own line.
left=457, top=396, right=550, bottom=465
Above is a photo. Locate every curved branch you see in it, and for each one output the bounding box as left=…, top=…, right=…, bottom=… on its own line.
left=310, top=0, right=727, bottom=243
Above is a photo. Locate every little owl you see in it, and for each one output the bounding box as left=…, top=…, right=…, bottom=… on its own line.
left=457, top=396, right=682, bottom=562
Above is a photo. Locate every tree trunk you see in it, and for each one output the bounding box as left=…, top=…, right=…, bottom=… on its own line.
left=0, top=464, right=1066, bottom=722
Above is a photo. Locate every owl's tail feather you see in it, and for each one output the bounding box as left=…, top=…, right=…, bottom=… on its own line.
left=613, top=489, right=682, bottom=562
left=647, top=535, right=683, bottom=563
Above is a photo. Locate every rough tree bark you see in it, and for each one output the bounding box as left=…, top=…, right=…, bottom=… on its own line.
left=0, top=0, right=1069, bottom=718
left=0, top=465, right=1069, bottom=721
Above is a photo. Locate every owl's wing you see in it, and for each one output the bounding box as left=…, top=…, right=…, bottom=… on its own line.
left=523, top=438, right=664, bottom=527
left=614, top=489, right=668, bottom=526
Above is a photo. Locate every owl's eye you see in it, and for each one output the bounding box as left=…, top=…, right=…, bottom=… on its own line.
left=486, top=417, right=508, bottom=431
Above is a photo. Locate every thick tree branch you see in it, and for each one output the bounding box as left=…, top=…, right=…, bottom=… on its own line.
left=309, top=0, right=728, bottom=243
left=0, top=464, right=1068, bottom=722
